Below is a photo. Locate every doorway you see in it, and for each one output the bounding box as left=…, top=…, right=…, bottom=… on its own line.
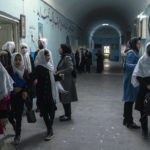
left=103, top=45, right=110, bottom=59
left=0, top=15, right=19, bottom=51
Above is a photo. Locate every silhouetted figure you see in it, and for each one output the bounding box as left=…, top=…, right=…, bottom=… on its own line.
left=85, top=50, right=92, bottom=73
left=80, top=50, right=85, bottom=72
left=75, top=50, right=80, bottom=72
left=96, top=50, right=104, bottom=73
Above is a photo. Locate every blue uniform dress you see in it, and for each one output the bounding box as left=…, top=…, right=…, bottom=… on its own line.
left=123, top=51, right=140, bottom=102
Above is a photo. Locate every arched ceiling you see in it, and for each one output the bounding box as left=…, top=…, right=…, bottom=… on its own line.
left=94, top=27, right=120, bottom=38
left=46, top=0, right=149, bottom=32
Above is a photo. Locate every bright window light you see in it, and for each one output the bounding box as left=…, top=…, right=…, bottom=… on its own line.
left=104, top=46, right=110, bottom=54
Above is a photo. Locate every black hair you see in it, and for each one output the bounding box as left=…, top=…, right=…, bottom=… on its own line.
left=61, top=44, right=72, bottom=55
left=44, top=50, right=49, bottom=56
left=15, top=54, right=21, bottom=59
left=125, top=37, right=141, bottom=53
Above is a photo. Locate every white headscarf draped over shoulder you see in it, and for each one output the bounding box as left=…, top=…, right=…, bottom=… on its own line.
left=0, top=62, right=14, bottom=100
left=2, top=41, right=15, bottom=54
left=39, top=38, right=54, bottom=71
left=132, top=42, right=150, bottom=87
left=20, top=43, right=32, bottom=73
left=11, top=53, right=25, bottom=79
left=35, top=50, right=58, bottom=101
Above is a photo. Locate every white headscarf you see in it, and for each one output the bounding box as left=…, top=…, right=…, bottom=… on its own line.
left=0, top=62, right=14, bottom=101
left=35, top=50, right=58, bottom=101
left=132, top=42, right=150, bottom=87
left=20, top=43, right=32, bottom=73
left=2, top=41, right=15, bottom=54
left=39, top=38, right=47, bottom=49
left=39, top=38, right=54, bottom=71
left=11, top=53, right=25, bottom=79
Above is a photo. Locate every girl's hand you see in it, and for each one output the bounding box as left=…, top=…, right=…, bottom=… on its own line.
left=22, top=92, right=28, bottom=100
left=0, top=118, right=8, bottom=128
left=147, top=85, right=150, bottom=90
left=14, top=87, right=22, bottom=93
left=59, top=74, right=64, bottom=79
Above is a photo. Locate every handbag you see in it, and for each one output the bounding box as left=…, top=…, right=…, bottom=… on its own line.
left=144, top=92, right=150, bottom=116
left=26, top=110, right=36, bottom=123
left=72, top=69, right=77, bottom=78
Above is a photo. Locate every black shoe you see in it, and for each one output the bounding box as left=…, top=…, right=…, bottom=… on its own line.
left=40, top=112, right=43, bottom=117
left=123, top=119, right=126, bottom=126
left=127, top=122, right=140, bottom=129
left=14, top=136, right=21, bottom=145
left=142, top=130, right=149, bottom=139
left=59, top=115, right=65, bottom=119
left=59, top=116, right=71, bottom=122
left=44, top=129, right=53, bottom=141
left=36, top=108, right=40, bottom=113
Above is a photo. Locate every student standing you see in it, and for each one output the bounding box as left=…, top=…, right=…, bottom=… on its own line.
left=122, top=37, right=141, bottom=129
left=0, top=62, right=14, bottom=135
left=0, top=41, right=15, bottom=75
left=9, top=53, right=30, bottom=145
left=57, top=44, right=78, bottom=121
left=20, top=43, right=35, bottom=108
left=34, top=50, right=63, bottom=141
left=34, top=38, right=54, bottom=112
left=132, top=42, right=150, bottom=138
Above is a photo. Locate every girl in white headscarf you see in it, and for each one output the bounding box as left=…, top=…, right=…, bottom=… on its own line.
left=131, top=42, right=150, bottom=138
left=0, top=62, right=14, bottom=101
left=9, top=53, right=30, bottom=145
left=34, top=38, right=55, bottom=112
left=2, top=41, right=15, bottom=54
left=0, top=41, right=15, bottom=74
left=20, top=43, right=32, bottom=73
left=34, top=49, right=63, bottom=141
left=0, top=62, right=14, bottom=135
left=35, top=38, right=54, bottom=71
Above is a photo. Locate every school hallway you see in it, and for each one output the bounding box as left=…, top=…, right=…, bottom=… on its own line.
left=1, top=61, right=149, bottom=150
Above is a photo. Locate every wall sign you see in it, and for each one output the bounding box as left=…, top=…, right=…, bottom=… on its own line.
left=20, top=14, right=26, bottom=38
left=38, top=23, right=43, bottom=39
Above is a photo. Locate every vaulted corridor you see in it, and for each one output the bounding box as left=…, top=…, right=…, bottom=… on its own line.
left=1, top=62, right=148, bottom=150
left=1, top=0, right=150, bottom=149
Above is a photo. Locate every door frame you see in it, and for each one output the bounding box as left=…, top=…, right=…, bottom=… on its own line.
left=0, top=13, right=20, bottom=51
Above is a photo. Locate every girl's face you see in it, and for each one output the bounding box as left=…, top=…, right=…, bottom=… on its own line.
left=136, top=40, right=141, bottom=51
left=45, top=53, right=50, bottom=62
left=59, top=47, right=63, bottom=55
left=21, top=45, right=28, bottom=53
left=14, top=55, right=22, bottom=68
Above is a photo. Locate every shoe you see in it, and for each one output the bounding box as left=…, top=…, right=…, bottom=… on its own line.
left=127, top=122, right=140, bottom=129
left=14, top=136, right=21, bottom=145
left=44, top=129, right=53, bottom=141
left=40, top=112, right=43, bottom=117
left=36, top=108, right=40, bottom=113
left=142, top=130, right=149, bottom=139
left=59, top=115, right=65, bottom=119
left=123, top=119, right=126, bottom=126
left=59, top=116, right=71, bottom=122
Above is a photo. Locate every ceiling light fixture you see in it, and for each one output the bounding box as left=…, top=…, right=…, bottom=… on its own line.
left=102, top=24, right=109, bottom=26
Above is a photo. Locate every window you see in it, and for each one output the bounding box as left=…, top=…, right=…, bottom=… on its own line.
left=104, top=46, right=110, bottom=54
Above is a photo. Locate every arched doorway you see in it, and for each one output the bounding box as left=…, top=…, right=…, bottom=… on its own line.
left=89, top=24, right=122, bottom=73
